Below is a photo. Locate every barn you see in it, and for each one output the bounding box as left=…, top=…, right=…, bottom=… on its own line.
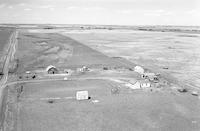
left=46, top=65, right=58, bottom=74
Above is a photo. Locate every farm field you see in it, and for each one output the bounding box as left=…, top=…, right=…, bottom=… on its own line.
left=6, top=80, right=200, bottom=131
left=1, top=27, right=200, bottom=131
left=0, top=28, right=13, bottom=74
left=63, top=30, right=200, bottom=90
left=0, top=28, right=13, bottom=52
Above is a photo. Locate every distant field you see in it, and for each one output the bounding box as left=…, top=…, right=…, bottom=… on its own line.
left=0, top=28, right=12, bottom=52
left=15, top=32, right=74, bottom=73
left=63, top=30, right=200, bottom=89
left=16, top=31, right=133, bottom=73
left=0, top=28, right=13, bottom=73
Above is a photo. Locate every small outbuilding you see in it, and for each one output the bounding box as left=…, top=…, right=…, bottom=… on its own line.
left=140, top=80, right=151, bottom=88
left=134, top=66, right=144, bottom=74
left=191, top=91, right=198, bottom=96
left=82, top=66, right=89, bottom=71
left=76, top=91, right=89, bottom=100
left=46, top=65, right=58, bottom=74
left=78, top=66, right=89, bottom=73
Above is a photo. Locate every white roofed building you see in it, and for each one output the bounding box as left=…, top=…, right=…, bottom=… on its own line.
left=134, top=66, right=144, bottom=74
left=46, top=65, right=58, bottom=74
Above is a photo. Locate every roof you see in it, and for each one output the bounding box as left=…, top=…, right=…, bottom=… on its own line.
left=134, top=66, right=144, bottom=74
left=139, top=80, right=150, bottom=84
left=46, top=65, right=57, bottom=72
left=129, top=79, right=137, bottom=84
left=143, top=73, right=156, bottom=76
left=126, top=81, right=140, bottom=89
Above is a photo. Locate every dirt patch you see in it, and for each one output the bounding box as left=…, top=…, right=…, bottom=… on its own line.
left=0, top=28, right=13, bottom=52
left=35, top=41, right=48, bottom=46
left=178, top=35, right=199, bottom=37
left=23, top=34, right=50, bottom=40
left=44, top=46, right=60, bottom=54
left=15, top=33, right=73, bottom=73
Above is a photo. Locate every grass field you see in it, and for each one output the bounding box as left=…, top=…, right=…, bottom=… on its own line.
left=16, top=31, right=135, bottom=74
left=7, top=80, right=200, bottom=131
left=0, top=28, right=12, bottom=52
left=0, top=28, right=13, bottom=73
left=63, top=30, right=200, bottom=89
left=15, top=32, right=73, bottom=73
left=2, top=27, right=200, bottom=131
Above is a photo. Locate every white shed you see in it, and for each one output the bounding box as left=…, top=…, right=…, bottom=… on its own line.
left=140, top=82, right=151, bottom=88
left=76, top=91, right=89, bottom=100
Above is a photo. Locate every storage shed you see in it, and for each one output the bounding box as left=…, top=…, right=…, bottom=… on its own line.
left=140, top=81, right=151, bottom=88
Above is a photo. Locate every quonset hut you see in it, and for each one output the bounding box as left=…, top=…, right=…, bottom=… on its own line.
left=46, top=65, right=58, bottom=74
left=134, top=66, right=144, bottom=74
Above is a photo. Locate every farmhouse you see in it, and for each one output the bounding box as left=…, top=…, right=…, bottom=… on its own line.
left=46, top=65, right=58, bottom=74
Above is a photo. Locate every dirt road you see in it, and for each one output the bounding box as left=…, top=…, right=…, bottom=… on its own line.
left=0, top=31, right=18, bottom=87
left=0, top=30, right=18, bottom=130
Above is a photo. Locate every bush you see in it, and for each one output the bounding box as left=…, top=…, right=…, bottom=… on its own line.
left=103, top=67, right=108, bottom=70
left=111, top=87, right=120, bottom=94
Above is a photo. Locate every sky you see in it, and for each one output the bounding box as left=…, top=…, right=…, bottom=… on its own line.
left=0, top=0, right=199, bottom=25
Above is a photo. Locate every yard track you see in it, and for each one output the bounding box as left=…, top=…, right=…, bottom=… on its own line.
left=6, top=76, right=129, bottom=87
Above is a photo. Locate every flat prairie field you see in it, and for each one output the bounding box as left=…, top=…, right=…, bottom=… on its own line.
left=2, top=28, right=200, bottom=131
left=63, top=30, right=200, bottom=89
left=0, top=28, right=13, bottom=74
left=8, top=80, right=200, bottom=131
left=0, top=28, right=12, bottom=52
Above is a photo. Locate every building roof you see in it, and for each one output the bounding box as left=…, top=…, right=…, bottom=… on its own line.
left=134, top=66, right=144, bottom=74
left=139, top=79, right=150, bottom=84
left=46, top=65, right=57, bottom=72
left=143, top=73, right=156, bottom=76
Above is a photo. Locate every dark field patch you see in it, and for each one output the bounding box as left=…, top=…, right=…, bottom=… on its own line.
left=178, top=34, right=199, bottom=37
left=0, top=28, right=13, bottom=52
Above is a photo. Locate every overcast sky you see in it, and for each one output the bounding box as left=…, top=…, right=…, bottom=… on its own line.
left=0, top=0, right=199, bottom=25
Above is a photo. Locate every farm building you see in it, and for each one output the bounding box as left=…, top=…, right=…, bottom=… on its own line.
left=140, top=80, right=151, bottom=88
left=127, top=79, right=151, bottom=89
left=134, top=66, right=144, bottom=74
left=126, top=81, right=141, bottom=89
left=46, top=65, right=58, bottom=74
left=142, top=73, right=159, bottom=82
left=77, top=66, right=89, bottom=73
